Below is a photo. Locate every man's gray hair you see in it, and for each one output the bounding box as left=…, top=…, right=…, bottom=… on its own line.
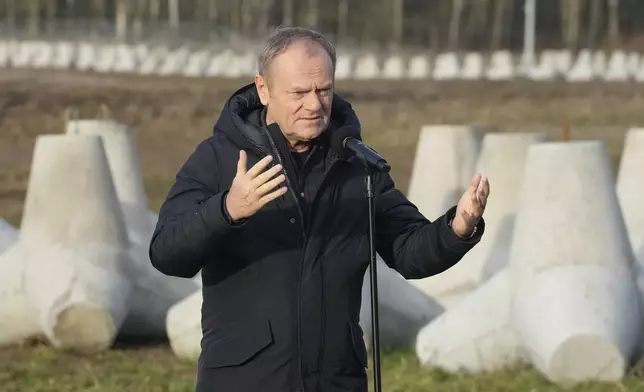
left=257, top=26, right=336, bottom=76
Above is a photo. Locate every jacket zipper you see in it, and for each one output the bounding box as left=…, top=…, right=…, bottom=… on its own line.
left=263, top=129, right=307, bottom=392
left=262, top=128, right=343, bottom=389
left=308, top=154, right=340, bottom=381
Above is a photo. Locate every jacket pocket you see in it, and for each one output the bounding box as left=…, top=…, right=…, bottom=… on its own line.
left=349, top=322, right=368, bottom=369
left=201, top=319, right=274, bottom=369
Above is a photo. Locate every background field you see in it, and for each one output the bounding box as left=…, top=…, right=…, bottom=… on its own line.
left=1, top=69, right=644, bottom=391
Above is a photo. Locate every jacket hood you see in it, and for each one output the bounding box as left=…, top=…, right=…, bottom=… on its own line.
left=212, top=82, right=362, bottom=154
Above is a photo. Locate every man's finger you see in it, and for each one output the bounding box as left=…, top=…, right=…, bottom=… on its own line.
left=258, top=186, right=288, bottom=206
left=251, top=164, right=283, bottom=189
left=236, top=150, right=248, bottom=176
left=480, top=176, right=490, bottom=197
left=246, top=155, right=274, bottom=179
left=255, top=174, right=286, bottom=196
left=470, top=187, right=478, bottom=203
left=477, top=181, right=487, bottom=202
left=467, top=173, right=482, bottom=193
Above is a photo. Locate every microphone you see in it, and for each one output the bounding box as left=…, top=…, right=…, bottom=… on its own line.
left=331, top=126, right=391, bottom=173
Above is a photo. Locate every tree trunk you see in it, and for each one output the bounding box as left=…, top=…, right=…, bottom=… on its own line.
left=428, top=2, right=446, bottom=51
left=133, top=0, right=147, bottom=41
left=45, top=0, right=57, bottom=33
left=490, top=0, right=507, bottom=50
left=282, top=0, right=294, bottom=25
left=28, top=0, right=41, bottom=36
left=194, top=0, right=204, bottom=21
left=5, top=0, right=16, bottom=31
left=563, top=0, right=581, bottom=51
left=240, top=0, right=254, bottom=37
left=587, top=0, right=602, bottom=49
left=91, top=0, right=105, bottom=20
left=465, top=0, right=489, bottom=50
left=504, top=0, right=516, bottom=46
left=168, top=0, right=180, bottom=31
left=208, top=0, right=218, bottom=23
left=448, top=0, right=465, bottom=51
left=560, top=0, right=569, bottom=48
left=608, top=0, right=620, bottom=48
left=258, top=0, right=273, bottom=35
left=392, top=0, right=404, bottom=48
left=149, top=0, right=160, bottom=23
left=337, top=0, right=349, bottom=42
left=64, top=0, right=74, bottom=28
left=306, top=0, right=318, bottom=28
left=115, top=0, right=128, bottom=40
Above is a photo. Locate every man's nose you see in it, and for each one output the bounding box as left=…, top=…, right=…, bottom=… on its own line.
left=304, top=91, right=323, bottom=112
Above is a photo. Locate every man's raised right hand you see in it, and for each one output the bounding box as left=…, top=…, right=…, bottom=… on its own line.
left=225, top=150, right=288, bottom=222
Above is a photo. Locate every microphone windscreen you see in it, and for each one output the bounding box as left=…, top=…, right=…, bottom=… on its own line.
left=330, top=125, right=361, bottom=158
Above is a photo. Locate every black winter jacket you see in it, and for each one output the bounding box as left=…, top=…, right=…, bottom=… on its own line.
left=149, top=83, right=485, bottom=392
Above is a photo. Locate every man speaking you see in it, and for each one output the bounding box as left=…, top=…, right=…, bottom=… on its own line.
left=150, top=26, right=489, bottom=392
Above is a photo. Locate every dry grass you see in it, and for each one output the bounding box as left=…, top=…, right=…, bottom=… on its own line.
left=3, top=341, right=644, bottom=392
left=1, top=69, right=644, bottom=390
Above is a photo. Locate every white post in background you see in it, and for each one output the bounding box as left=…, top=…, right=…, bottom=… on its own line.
left=521, top=0, right=537, bottom=71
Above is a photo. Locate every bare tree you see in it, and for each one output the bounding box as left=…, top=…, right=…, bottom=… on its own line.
left=428, top=1, right=448, bottom=51
left=306, top=0, right=318, bottom=28
left=258, top=0, right=273, bottom=35
left=337, top=0, right=349, bottom=42
left=3, top=0, right=642, bottom=52
left=28, top=0, right=40, bottom=36
left=562, top=0, right=581, bottom=51
left=587, top=0, right=602, bottom=49
left=90, top=0, right=106, bottom=21
left=133, top=0, right=148, bottom=41
left=5, top=0, right=16, bottom=32
left=392, top=0, right=404, bottom=48
left=608, top=0, right=620, bottom=47
left=209, top=0, right=218, bottom=23
left=490, top=0, right=508, bottom=50
left=240, top=0, right=255, bottom=37
left=465, top=0, right=490, bottom=49
left=115, top=0, right=128, bottom=40
left=149, top=0, right=160, bottom=23
left=45, top=0, right=57, bottom=33
left=64, top=0, right=75, bottom=29
left=448, top=0, right=465, bottom=50
left=169, top=0, right=180, bottom=31
left=282, top=0, right=294, bottom=25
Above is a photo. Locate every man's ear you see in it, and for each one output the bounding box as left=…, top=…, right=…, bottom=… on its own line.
left=255, top=74, right=270, bottom=106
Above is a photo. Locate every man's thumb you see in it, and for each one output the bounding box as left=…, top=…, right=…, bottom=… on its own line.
left=237, top=150, right=247, bottom=175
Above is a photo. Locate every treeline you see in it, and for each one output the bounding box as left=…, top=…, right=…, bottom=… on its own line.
left=2, top=0, right=644, bottom=51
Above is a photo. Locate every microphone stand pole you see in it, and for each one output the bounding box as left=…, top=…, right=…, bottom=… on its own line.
left=365, top=168, right=382, bottom=392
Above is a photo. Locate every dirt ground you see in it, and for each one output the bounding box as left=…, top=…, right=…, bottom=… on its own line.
left=1, top=68, right=643, bottom=226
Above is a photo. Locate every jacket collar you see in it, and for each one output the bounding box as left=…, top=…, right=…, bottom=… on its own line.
left=213, top=82, right=362, bottom=157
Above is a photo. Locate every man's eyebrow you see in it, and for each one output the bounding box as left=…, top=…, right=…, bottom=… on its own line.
left=289, top=84, right=333, bottom=92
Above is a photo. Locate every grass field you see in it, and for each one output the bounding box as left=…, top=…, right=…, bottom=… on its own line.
left=4, top=341, right=644, bottom=392
left=1, top=69, right=644, bottom=391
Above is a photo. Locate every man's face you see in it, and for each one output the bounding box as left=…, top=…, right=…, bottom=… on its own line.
left=256, top=40, right=334, bottom=149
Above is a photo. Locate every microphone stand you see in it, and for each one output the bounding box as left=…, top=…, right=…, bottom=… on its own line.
left=365, top=167, right=382, bottom=392
left=344, top=142, right=389, bottom=392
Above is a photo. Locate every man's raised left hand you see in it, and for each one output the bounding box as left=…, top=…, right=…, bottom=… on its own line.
left=451, top=173, right=490, bottom=238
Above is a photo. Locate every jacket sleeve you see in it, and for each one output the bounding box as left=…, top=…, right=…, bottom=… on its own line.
left=375, top=174, right=485, bottom=279
left=149, top=139, right=243, bottom=278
